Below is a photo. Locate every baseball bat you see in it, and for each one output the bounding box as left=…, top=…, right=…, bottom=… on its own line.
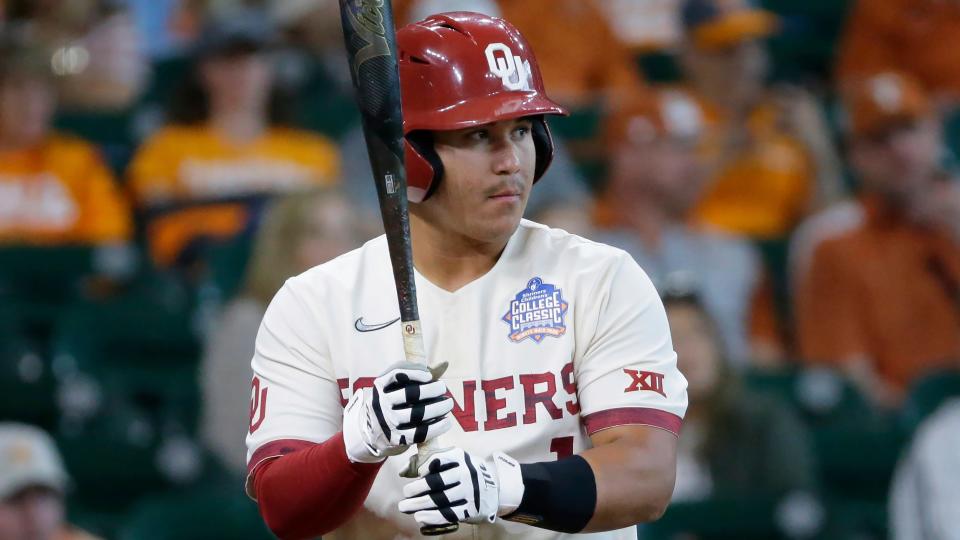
left=338, top=1, right=457, bottom=536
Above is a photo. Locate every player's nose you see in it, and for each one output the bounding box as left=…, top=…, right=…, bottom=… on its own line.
left=490, top=139, right=522, bottom=176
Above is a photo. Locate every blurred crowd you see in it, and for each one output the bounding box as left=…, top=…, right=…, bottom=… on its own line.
left=1, top=0, right=958, bottom=539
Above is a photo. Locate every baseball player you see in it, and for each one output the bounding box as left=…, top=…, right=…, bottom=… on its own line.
left=245, top=12, right=688, bottom=540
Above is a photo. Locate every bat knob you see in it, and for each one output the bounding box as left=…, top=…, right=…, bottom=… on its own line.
left=421, top=522, right=460, bottom=536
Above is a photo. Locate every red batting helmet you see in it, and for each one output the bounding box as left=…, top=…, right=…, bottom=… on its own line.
left=397, top=12, right=568, bottom=202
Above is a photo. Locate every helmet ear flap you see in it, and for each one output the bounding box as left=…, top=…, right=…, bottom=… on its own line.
left=404, top=131, right=445, bottom=203
left=531, top=116, right=555, bottom=184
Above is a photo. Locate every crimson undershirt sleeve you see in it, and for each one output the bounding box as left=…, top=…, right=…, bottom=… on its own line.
left=252, top=433, right=383, bottom=540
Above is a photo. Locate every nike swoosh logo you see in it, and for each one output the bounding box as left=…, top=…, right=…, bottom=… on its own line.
left=354, top=317, right=401, bottom=332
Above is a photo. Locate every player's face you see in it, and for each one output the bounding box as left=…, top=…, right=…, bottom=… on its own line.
left=419, top=118, right=536, bottom=243
left=0, top=487, right=64, bottom=540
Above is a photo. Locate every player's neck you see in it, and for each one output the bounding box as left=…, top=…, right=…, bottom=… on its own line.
left=409, top=215, right=508, bottom=292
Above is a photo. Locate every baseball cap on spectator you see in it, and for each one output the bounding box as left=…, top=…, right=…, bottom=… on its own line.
left=604, top=88, right=708, bottom=148
left=0, top=423, right=68, bottom=499
left=843, top=71, right=932, bottom=139
left=682, top=0, right=779, bottom=50
left=195, top=9, right=277, bottom=59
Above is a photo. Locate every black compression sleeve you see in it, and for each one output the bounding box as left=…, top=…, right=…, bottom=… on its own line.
left=503, top=455, right=597, bottom=533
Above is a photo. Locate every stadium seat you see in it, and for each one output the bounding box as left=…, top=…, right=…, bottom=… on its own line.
left=0, top=315, right=58, bottom=429
left=203, top=233, right=256, bottom=301
left=54, top=109, right=138, bottom=175
left=57, top=404, right=225, bottom=509
left=0, top=245, right=140, bottom=340
left=641, top=497, right=780, bottom=540
left=50, top=293, right=203, bottom=434
left=0, top=246, right=94, bottom=301
left=548, top=105, right=606, bottom=187
left=743, top=366, right=875, bottom=424
left=760, top=0, right=854, bottom=82
left=118, top=484, right=274, bottom=540
left=745, top=364, right=900, bottom=538
left=900, top=369, right=960, bottom=434
left=292, top=56, right=361, bottom=141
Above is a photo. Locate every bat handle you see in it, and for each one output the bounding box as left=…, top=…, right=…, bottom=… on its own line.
left=400, top=320, right=460, bottom=535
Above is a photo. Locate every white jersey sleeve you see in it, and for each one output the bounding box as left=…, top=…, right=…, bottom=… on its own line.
left=575, top=251, right=687, bottom=437
left=244, top=279, right=343, bottom=496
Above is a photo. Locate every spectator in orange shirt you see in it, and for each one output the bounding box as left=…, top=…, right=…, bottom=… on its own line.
left=679, top=0, right=843, bottom=239
left=594, top=87, right=783, bottom=366
left=795, top=72, right=960, bottom=409
left=127, top=10, right=341, bottom=268
left=394, top=0, right=647, bottom=108
left=0, top=38, right=132, bottom=246
left=837, top=0, right=960, bottom=104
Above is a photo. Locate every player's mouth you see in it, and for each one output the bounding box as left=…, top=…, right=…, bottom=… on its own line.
left=487, top=186, right=523, bottom=201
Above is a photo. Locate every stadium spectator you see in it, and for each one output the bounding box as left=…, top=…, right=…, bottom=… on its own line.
left=794, top=72, right=960, bottom=409
left=837, top=0, right=960, bottom=104
left=889, top=398, right=960, bottom=540
left=595, top=0, right=684, bottom=52
left=127, top=10, right=341, bottom=268
left=0, top=423, right=101, bottom=540
left=0, top=39, right=132, bottom=245
left=679, top=0, right=843, bottom=239
left=595, top=87, right=782, bottom=366
left=394, top=0, right=647, bottom=108
left=200, top=189, right=366, bottom=473
left=662, top=285, right=816, bottom=502
left=4, top=0, right=149, bottom=111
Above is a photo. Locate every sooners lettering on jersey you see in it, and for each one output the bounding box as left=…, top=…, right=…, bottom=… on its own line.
left=246, top=220, right=688, bottom=540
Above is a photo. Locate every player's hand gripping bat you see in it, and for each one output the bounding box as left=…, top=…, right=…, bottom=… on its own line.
left=338, top=1, right=457, bottom=535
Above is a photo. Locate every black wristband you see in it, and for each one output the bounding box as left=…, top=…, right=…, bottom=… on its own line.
left=503, top=455, right=597, bottom=533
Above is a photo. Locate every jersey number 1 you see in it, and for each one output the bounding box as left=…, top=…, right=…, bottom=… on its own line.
left=550, top=436, right=573, bottom=460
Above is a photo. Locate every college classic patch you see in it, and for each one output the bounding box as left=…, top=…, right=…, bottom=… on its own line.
left=502, top=277, right=569, bottom=343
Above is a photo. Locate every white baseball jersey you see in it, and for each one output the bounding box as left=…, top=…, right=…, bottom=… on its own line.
left=246, top=219, right=688, bottom=539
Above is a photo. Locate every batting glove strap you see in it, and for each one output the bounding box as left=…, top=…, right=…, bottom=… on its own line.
left=491, top=452, right=524, bottom=516
left=399, top=448, right=523, bottom=527
left=342, top=362, right=454, bottom=464
left=342, top=389, right=387, bottom=463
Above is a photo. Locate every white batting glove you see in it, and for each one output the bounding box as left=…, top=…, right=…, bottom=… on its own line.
left=342, top=362, right=454, bottom=464
left=398, top=448, right=525, bottom=527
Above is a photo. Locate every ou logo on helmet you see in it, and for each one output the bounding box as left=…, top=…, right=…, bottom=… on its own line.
left=485, top=43, right=533, bottom=91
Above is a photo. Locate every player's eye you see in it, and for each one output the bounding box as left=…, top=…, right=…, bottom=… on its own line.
left=512, top=126, right=530, bottom=139
left=467, top=129, right=489, bottom=142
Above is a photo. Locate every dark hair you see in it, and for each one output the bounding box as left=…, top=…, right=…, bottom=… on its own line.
left=166, top=55, right=295, bottom=126
left=659, top=271, right=707, bottom=310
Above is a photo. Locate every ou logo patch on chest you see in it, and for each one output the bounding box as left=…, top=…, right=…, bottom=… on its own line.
left=485, top=42, right=533, bottom=91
